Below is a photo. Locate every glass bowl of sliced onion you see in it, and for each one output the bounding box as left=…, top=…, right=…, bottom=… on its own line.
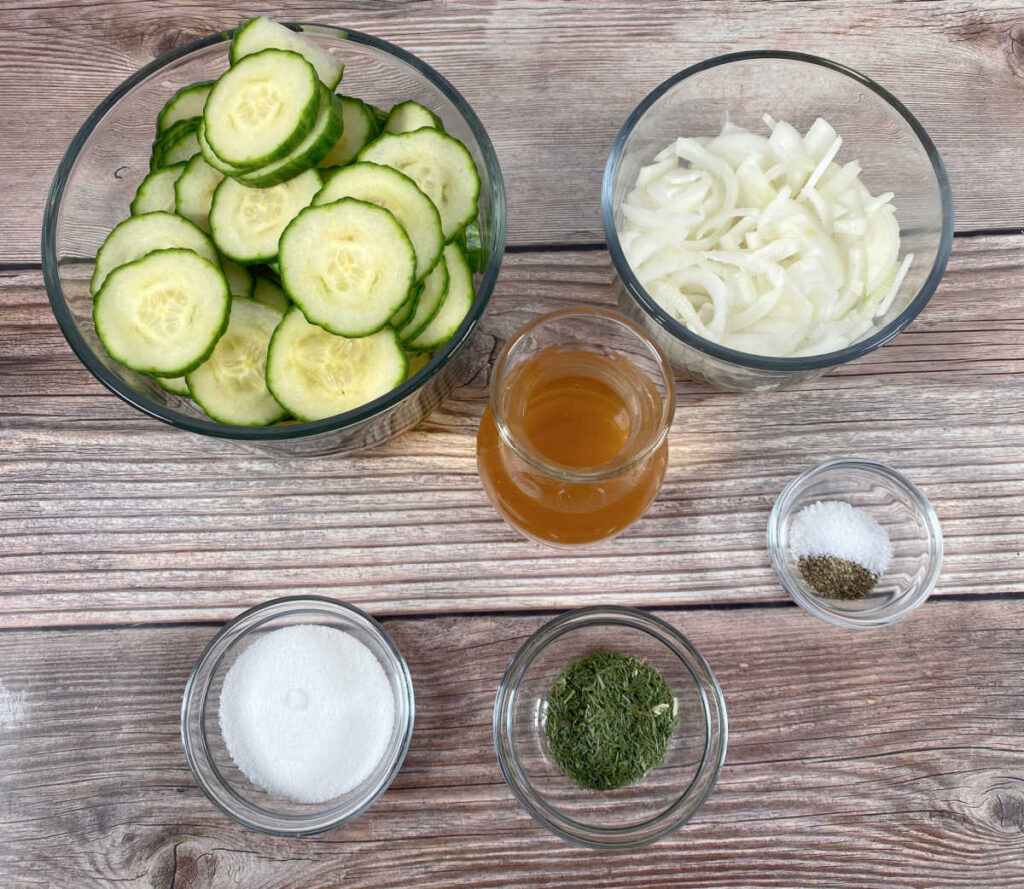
left=602, top=51, right=954, bottom=391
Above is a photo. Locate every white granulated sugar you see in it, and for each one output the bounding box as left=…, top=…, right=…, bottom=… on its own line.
left=789, top=499, right=893, bottom=576
left=219, top=624, right=395, bottom=805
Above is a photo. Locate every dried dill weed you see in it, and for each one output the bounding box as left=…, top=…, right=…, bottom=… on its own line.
left=544, top=651, right=678, bottom=791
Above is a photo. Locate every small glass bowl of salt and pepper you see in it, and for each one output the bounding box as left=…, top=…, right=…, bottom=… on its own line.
left=768, top=459, right=943, bottom=629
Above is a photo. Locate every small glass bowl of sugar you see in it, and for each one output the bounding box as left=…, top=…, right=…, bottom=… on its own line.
left=182, top=596, right=414, bottom=835
left=767, top=459, right=943, bottom=629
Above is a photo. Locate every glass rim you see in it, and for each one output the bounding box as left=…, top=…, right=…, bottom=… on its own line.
left=180, top=595, right=415, bottom=836
left=488, top=306, right=676, bottom=482
left=492, top=606, right=728, bottom=850
left=601, top=49, right=955, bottom=372
left=767, top=458, right=944, bottom=629
left=42, top=23, right=506, bottom=441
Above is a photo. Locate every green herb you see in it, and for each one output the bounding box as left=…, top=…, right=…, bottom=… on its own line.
left=798, top=554, right=878, bottom=600
left=544, top=650, right=677, bottom=791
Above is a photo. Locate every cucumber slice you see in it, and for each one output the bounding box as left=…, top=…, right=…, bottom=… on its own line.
left=279, top=198, right=415, bottom=337
left=221, top=258, right=254, bottom=298
left=252, top=274, right=291, bottom=313
left=204, top=49, right=319, bottom=168
left=150, top=119, right=197, bottom=171
left=266, top=307, right=407, bottom=421
left=407, top=243, right=474, bottom=351
left=234, top=84, right=342, bottom=188
left=406, top=350, right=432, bottom=378
left=358, top=129, right=480, bottom=240
left=131, top=163, right=185, bottom=215
left=397, top=258, right=448, bottom=343
left=460, top=218, right=486, bottom=273
left=231, top=17, right=344, bottom=90
left=384, top=100, right=444, bottom=135
left=318, top=96, right=378, bottom=168
left=91, top=211, right=218, bottom=295
left=313, top=162, right=443, bottom=281
left=390, top=287, right=418, bottom=329
left=157, top=81, right=214, bottom=134
left=186, top=297, right=287, bottom=425
left=154, top=374, right=190, bottom=396
left=93, top=248, right=230, bottom=376
left=160, top=126, right=201, bottom=167
left=174, top=154, right=224, bottom=232
left=209, top=168, right=322, bottom=264
left=197, top=120, right=248, bottom=177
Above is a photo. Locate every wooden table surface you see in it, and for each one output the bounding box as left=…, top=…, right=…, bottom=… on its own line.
left=2, top=2, right=1023, bottom=886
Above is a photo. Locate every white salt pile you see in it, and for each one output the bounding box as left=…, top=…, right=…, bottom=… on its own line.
left=219, top=624, right=395, bottom=804
left=789, top=499, right=893, bottom=576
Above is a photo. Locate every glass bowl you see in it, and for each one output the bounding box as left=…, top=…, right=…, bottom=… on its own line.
left=43, top=24, right=506, bottom=455
left=493, top=606, right=727, bottom=849
left=181, top=596, right=414, bottom=836
left=767, top=459, right=943, bottom=629
left=602, top=51, right=954, bottom=391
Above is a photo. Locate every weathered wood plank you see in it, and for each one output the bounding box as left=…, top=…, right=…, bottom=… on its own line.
left=4, top=0, right=1024, bottom=260
left=2, top=236, right=1023, bottom=626
left=0, top=600, right=1021, bottom=887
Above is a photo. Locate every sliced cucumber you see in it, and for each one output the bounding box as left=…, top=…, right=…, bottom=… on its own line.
left=131, top=163, right=185, bottom=215
left=174, top=154, right=224, bottom=232
left=209, top=168, right=322, bottom=264
left=197, top=120, right=248, bottom=177
left=406, top=350, right=432, bottom=378
left=358, top=129, right=480, bottom=240
left=151, top=118, right=197, bottom=171
left=313, top=162, right=443, bottom=281
left=221, top=258, right=254, bottom=298
left=407, top=243, right=474, bottom=351
left=204, top=49, right=319, bottom=168
left=278, top=197, right=415, bottom=337
left=91, top=211, right=218, bottom=295
left=318, top=96, right=378, bottom=168
left=266, top=307, right=407, bottom=420
left=252, top=274, right=291, bottom=313
left=390, top=287, right=418, bottom=329
left=234, top=83, right=342, bottom=188
left=186, top=297, right=287, bottom=425
left=93, top=248, right=230, bottom=376
left=397, top=258, right=448, bottom=343
left=161, top=126, right=201, bottom=167
left=154, top=374, right=190, bottom=396
left=461, top=218, right=486, bottom=273
left=384, top=100, right=443, bottom=135
left=231, top=17, right=344, bottom=90
left=157, top=81, right=214, bottom=134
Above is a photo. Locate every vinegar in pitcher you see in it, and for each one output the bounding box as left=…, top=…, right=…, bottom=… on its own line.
left=476, top=345, right=668, bottom=546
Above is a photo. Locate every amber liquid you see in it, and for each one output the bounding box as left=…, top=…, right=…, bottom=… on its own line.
left=477, top=347, right=668, bottom=545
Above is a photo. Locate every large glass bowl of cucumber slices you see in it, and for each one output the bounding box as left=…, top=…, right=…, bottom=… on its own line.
left=43, top=18, right=505, bottom=455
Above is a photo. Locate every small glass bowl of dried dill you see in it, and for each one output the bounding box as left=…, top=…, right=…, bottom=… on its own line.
left=768, top=459, right=943, bottom=629
left=493, top=606, right=727, bottom=850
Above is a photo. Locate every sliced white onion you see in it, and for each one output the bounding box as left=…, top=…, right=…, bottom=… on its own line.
left=617, top=115, right=914, bottom=357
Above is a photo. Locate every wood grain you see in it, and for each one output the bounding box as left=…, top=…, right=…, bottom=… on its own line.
left=5, top=0, right=1024, bottom=261
left=2, top=236, right=1023, bottom=627
left=0, top=600, right=1021, bottom=888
